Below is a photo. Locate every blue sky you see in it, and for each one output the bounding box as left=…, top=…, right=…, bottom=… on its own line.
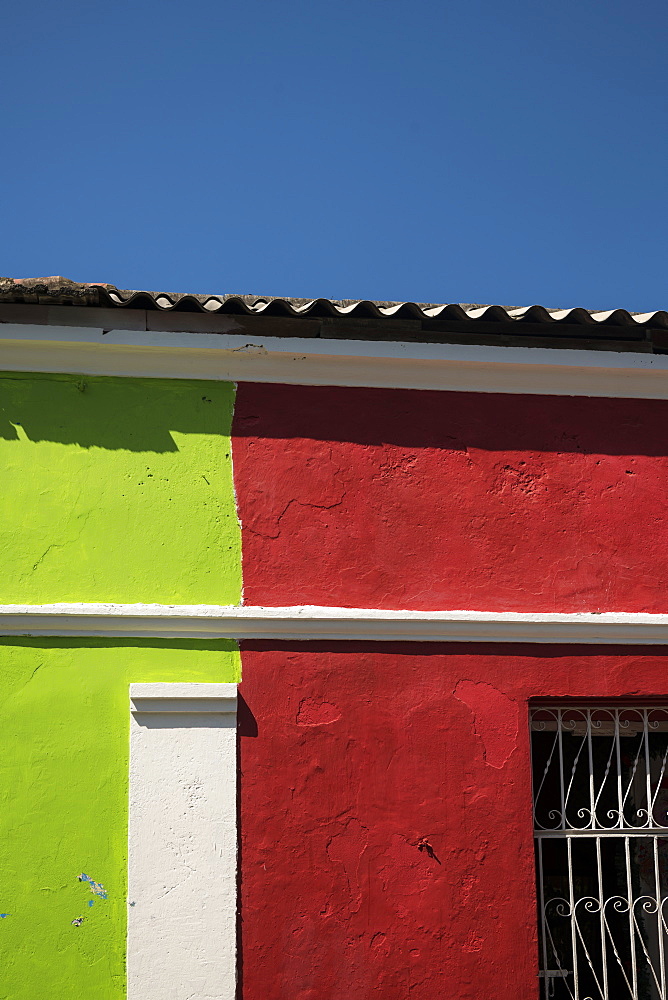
left=2, top=0, right=666, bottom=309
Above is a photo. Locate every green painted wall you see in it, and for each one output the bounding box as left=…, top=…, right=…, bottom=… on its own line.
left=0, top=372, right=241, bottom=604
left=0, top=372, right=243, bottom=996
left=0, top=639, right=240, bottom=1000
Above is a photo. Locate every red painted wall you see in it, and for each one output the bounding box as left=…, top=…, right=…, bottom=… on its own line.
left=233, top=383, right=668, bottom=612
left=238, top=643, right=668, bottom=1000
left=233, top=382, right=668, bottom=997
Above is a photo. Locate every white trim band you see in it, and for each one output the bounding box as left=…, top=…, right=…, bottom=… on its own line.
left=4, top=603, right=668, bottom=643
left=127, top=683, right=237, bottom=1000
left=2, top=324, right=668, bottom=397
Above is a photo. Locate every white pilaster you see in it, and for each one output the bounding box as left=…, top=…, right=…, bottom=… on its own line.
left=127, top=683, right=237, bottom=1000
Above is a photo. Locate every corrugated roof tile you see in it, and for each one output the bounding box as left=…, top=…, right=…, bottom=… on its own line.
left=2, top=276, right=668, bottom=331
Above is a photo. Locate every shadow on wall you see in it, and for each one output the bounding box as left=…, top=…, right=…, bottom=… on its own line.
left=233, top=383, right=668, bottom=456
left=238, top=638, right=668, bottom=660
left=0, top=635, right=239, bottom=653
left=236, top=692, right=258, bottom=1000
left=0, top=372, right=228, bottom=451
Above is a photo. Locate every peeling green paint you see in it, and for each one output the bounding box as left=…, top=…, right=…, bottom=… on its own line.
left=0, top=372, right=241, bottom=604
left=0, top=639, right=240, bottom=1000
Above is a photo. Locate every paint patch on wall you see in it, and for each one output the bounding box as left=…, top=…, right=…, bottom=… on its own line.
left=326, top=819, right=368, bottom=915
left=78, top=874, right=107, bottom=899
left=296, top=698, right=342, bottom=726
left=454, top=679, right=519, bottom=768
left=376, top=833, right=441, bottom=909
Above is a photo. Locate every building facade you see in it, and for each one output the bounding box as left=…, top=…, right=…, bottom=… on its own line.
left=3, top=277, right=668, bottom=999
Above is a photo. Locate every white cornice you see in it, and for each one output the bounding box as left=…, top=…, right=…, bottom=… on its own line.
left=3, top=604, right=668, bottom=643
left=2, top=324, right=668, bottom=397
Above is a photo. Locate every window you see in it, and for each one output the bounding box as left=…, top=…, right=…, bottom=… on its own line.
left=531, top=705, right=668, bottom=1000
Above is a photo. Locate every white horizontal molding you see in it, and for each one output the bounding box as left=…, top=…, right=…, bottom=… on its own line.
left=2, top=324, right=668, bottom=397
left=130, top=682, right=237, bottom=714
left=5, top=603, right=668, bottom=643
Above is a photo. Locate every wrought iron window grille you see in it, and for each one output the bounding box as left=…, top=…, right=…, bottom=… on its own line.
left=531, top=705, right=668, bottom=1000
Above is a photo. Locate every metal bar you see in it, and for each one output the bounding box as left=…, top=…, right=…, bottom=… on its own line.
left=565, top=717, right=589, bottom=830
left=568, top=838, right=580, bottom=999
left=625, top=835, right=638, bottom=998
left=616, top=710, right=624, bottom=832
left=649, top=742, right=668, bottom=829
left=623, top=725, right=646, bottom=830
left=655, top=837, right=666, bottom=999
left=593, top=714, right=618, bottom=832
left=588, top=709, right=595, bottom=830
left=645, top=708, right=653, bottom=831
left=537, top=838, right=549, bottom=995
left=597, top=837, right=609, bottom=998
left=532, top=709, right=562, bottom=832
left=558, top=708, right=566, bottom=831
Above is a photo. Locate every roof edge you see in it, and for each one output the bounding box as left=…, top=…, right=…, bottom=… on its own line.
left=2, top=277, right=667, bottom=330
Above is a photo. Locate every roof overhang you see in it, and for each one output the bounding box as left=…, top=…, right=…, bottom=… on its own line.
left=3, top=319, right=668, bottom=398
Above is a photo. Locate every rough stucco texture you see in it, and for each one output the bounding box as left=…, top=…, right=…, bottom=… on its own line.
left=232, top=383, right=668, bottom=611
left=238, top=642, right=668, bottom=1000
left=0, top=639, right=240, bottom=1000
left=0, top=372, right=242, bottom=998
left=0, top=372, right=241, bottom=603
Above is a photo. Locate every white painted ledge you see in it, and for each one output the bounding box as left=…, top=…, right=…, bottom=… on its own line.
left=130, top=682, right=237, bottom=714
left=2, top=323, right=668, bottom=397
left=128, top=683, right=237, bottom=1000
left=4, top=603, right=668, bottom=643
